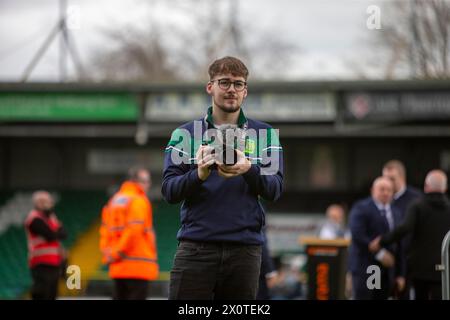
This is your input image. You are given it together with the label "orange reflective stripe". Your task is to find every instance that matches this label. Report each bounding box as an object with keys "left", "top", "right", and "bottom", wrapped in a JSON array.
[
  {"left": 128, "top": 220, "right": 145, "bottom": 225},
  {"left": 105, "top": 222, "right": 146, "bottom": 231},
  {"left": 108, "top": 226, "right": 125, "bottom": 231},
  {"left": 118, "top": 252, "right": 157, "bottom": 263}
]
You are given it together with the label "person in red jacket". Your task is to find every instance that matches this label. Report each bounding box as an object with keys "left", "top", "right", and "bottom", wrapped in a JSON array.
[
  {"left": 100, "top": 167, "right": 159, "bottom": 300},
  {"left": 25, "top": 191, "right": 66, "bottom": 300}
]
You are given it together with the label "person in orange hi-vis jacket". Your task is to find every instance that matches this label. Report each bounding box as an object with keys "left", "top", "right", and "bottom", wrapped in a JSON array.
[{"left": 100, "top": 166, "right": 159, "bottom": 300}]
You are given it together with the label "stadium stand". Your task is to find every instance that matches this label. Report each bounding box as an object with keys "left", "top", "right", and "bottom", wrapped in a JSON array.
[{"left": 0, "top": 191, "right": 181, "bottom": 299}]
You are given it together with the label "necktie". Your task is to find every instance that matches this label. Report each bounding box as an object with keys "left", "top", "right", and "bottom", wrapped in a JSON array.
[{"left": 380, "top": 208, "right": 394, "bottom": 230}]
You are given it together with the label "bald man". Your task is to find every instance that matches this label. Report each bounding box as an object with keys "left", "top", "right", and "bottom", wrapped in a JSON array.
[
  {"left": 319, "top": 204, "right": 349, "bottom": 239},
  {"left": 370, "top": 170, "right": 450, "bottom": 300},
  {"left": 348, "top": 177, "right": 404, "bottom": 299},
  {"left": 24, "top": 191, "right": 66, "bottom": 300}
]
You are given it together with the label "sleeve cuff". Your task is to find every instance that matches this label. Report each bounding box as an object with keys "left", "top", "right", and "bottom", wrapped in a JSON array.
[
  {"left": 375, "top": 248, "right": 387, "bottom": 261},
  {"left": 243, "top": 164, "right": 260, "bottom": 180},
  {"left": 265, "top": 271, "right": 278, "bottom": 279}
]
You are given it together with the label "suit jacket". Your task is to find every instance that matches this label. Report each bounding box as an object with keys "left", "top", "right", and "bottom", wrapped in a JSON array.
[
  {"left": 392, "top": 186, "right": 422, "bottom": 220},
  {"left": 349, "top": 197, "right": 403, "bottom": 277},
  {"left": 391, "top": 186, "right": 422, "bottom": 276},
  {"left": 381, "top": 193, "right": 450, "bottom": 281}
]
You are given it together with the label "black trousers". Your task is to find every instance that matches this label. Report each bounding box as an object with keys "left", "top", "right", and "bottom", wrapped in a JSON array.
[
  {"left": 413, "top": 279, "right": 442, "bottom": 300},
  {"left": 352, "top": 268, "right": 391, "bottom": 300},
  {"left": 169, "top": 240, "right": 262, "bottom": 300},
  {"left": 113, "top": 279, "right": 149, "bottom": 300},
  {"left": 31, "top": 265, "right": 61, "bottom": 300},
  {"left": 396, "top": 275, "right": 412, "bottom": 300}
]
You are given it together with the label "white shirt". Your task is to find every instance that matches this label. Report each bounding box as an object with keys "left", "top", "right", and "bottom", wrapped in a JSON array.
[{"left": 373, "top": 200, "right": 394, "bottom": 230}]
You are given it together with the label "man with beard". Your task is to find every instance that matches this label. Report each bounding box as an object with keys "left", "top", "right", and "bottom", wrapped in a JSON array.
[
  {"left": 162, "top": 56, "right": 284, "bottom": 299},
  {"left": 25, "top": 191, "right": 67, "bottom": 300}
]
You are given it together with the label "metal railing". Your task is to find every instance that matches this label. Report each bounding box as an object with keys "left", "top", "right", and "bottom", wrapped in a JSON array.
[{"left": 439, "top": 230, "right": 450, "bottom": 300}]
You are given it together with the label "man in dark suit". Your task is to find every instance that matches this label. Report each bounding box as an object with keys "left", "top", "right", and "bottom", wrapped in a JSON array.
[
  {"left": 382, "top": 160, "right": 422, "bottom": 299},
  {"left": 370, "top": 170, "right": 450, "bottom": 300},
  {"left": 349, "top": 177, "right": 404, "bottom": 300}
]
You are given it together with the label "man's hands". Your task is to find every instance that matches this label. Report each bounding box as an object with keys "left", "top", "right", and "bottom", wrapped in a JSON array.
[
  {"left": 197, "top": 146, "right": 251, "bottom": 180},
  {"left": 379, "top": 250, "right": 395, "bottom": 268},
  {"left": 217, "top": 149, "right": 251, "bottom": 178},
  {"left": 101, "top": 247, "right": 121, "bottom": 265},
  {"left": 101, "top": 248, "right": 114, "bottom": 264},
  {"left": 264, "top": 271, "right": 279, "bottom": 290},
  {"left": 369, "top": 235, "right": 395, "bottom": 268},
  {"left": 369, "top": 236, "right": 382, "bottom": 253},
  {"left": 197, "top": 145, "right": 216, "bottom": 181},
  {"left": 395, "top": 276, "right": 406, "bottom": 293}
]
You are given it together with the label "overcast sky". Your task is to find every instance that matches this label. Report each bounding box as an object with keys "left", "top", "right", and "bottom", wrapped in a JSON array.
[{"left": 0, "top": 0, "right": 388, "bottom": 82}]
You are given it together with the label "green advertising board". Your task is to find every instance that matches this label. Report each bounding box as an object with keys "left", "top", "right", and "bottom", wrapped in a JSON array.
[{"left": 0, "top": 92, "right": 138, "bottom": 122}]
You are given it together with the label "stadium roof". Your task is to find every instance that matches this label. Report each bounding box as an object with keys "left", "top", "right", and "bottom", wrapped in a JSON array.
[{"left": 1, "top": 79, "right": 450, "bottom": 92}]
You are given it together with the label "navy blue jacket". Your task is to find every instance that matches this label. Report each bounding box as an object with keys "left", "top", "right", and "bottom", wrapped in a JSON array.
[
  {"left": 392, "top": 186, "right": 422, "bottom": 220},
  {"left": 161, "top": 107, "right": 283, "bottom": 245},
  {"left": 349, "top": 197, "right": 403, "bottom": 277}
]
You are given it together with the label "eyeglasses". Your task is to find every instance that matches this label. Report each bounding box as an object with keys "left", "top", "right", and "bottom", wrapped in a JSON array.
[{"left": 210, "top": 78, "right": 247, "bottom": 92}]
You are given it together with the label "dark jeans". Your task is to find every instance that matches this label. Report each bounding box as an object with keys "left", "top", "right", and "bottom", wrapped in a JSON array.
[
  {"left": 169, "top": 240, "right": 262, "bottom": 300},
  {"left": 31, "top": 265, "right": 61, "bottom": 300},
  {"left": 113, "top": 279, "right": 149, "bottom": 300}
]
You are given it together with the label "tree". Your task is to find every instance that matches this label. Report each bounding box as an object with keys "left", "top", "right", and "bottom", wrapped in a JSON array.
[
  {"left": 91, "top": 24, "right": 178, "bottom": 82},
  {"left": 375, "top": 0, "right": 450, "bottom": 79},
  {"left": 90, "top": 0, "right": 297, "bottom": 82}
]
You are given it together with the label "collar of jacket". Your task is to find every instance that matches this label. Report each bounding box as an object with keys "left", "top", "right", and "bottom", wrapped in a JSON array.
[
  {"left": 205, "top": 106, "right": 247, "bottom": 128},
  {"left": 119, "top": 181, "right": 145, "bottom": 195}
]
